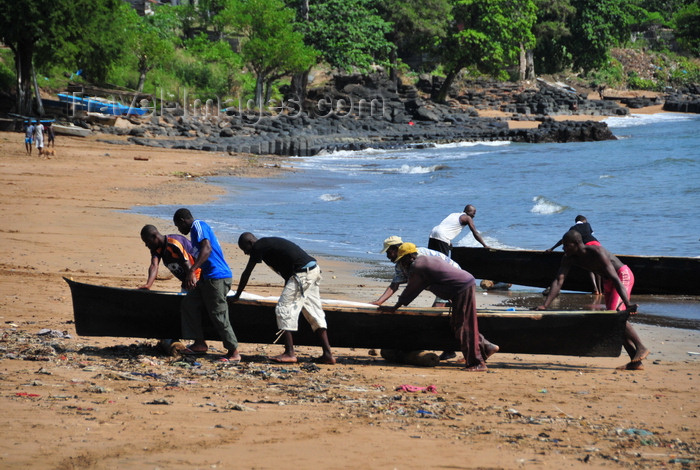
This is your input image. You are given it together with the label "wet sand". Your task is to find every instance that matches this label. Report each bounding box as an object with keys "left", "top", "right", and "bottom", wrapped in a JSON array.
[{"left": 0, "top": 130, "right": 698, "bottom": 469}]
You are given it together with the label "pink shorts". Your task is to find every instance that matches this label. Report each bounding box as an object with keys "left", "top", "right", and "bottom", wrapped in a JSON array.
[
  {"left": 603, "top": 265, "right": 634, "bottom": 311},
  {"left": 585, "top": 241, "right": 601, "bottom": 246}
]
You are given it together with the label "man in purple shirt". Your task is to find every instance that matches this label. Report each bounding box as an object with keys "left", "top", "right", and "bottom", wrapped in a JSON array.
[{"left": 380, "top": 243, "right": 498, "bottom": 371}]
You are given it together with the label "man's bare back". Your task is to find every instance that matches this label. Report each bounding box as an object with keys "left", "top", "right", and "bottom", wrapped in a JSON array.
[{"left": 563, "top": 243, "right": 624, "bottom": 279}]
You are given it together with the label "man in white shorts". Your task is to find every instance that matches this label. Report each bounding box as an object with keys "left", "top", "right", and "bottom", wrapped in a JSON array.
[
  {"left": 232, "top": 232, "right": 335, "bottom": 364},
  {"left": 33, "top": 120, "right": 45, "bottom": 153}
]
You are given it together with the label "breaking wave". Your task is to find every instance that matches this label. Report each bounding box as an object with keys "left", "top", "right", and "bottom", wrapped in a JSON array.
[{"left": 530, "top": 196, "right": 566, "bottom": 215}]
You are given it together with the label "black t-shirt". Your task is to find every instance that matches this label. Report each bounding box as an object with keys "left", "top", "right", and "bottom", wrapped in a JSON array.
[
  {"left": 250, "top": 237, "right": 315, "bottom": 281},
  {"left": 570, "top": 222, "right": 598, "bottom": 244}
]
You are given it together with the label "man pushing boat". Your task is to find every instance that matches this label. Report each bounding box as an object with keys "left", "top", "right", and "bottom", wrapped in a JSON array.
[
  {"left": 173, "top": 208, "right": 241, "bottom": 362},
  {"left": 231, "top": 232, "right": 335, "bottom": 365},
  {"left": 379, "top": 243, "right": 499, "bottom": 372},
  {"left": 536, "top": 230, "right": 649, "bottom": 370}
]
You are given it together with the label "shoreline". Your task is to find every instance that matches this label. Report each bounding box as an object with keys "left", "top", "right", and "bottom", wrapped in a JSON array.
[{"left": 1, "top": 126, "right": 699, "bottom": 468}]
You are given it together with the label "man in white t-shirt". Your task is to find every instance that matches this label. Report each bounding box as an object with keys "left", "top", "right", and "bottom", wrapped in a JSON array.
[
  {"left": 428, "top": 204, "right": 489, "bottom": 255},
  {"left": 34, "top": 120, "right": 45, "bottom": 152}
]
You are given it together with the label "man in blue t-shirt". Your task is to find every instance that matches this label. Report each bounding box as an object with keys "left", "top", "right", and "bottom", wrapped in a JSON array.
[{"left": 173, "top": 208, "right": 240, "bottom": 362}]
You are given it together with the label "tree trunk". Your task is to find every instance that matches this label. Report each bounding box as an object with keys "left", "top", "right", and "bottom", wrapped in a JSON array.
[
  {"left": 15, "top": 42, "right": 34, "bottom": 116},
  {"left": 389, "top": 48, "right": 398, "bottom": 89},
  {"left": 299, "top": 0, "right": 309, "bottom": 20},
  {"left": 254, "top": 74, "right": 265, "bottom": 109},
  {"left": 519, "top": 43, "right": 527, "bottom": 81},
  {"left": 264, "top": 80, "right": 273, "bottom": 105},
  {"left": 525, "top": 49, "right": 535, "bottom": 80},
  {"left": 32, "top": 62, "right": 44, "bottom": 116},
  {"left": 290, "top": 1, "right": 311, "bottom": 108},
  {"left": 434, "top": 66, "right": 460, "bottom": 103},
  {"left": 137, "top": 69, "right": 147, "bottom": 93},
  {"left": 290, "top": 68, "right": 310, "bottom": 106}
]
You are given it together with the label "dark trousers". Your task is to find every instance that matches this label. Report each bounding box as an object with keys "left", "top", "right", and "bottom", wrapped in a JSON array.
[
  {"left": 181, "top": 277, "right": 238, "bottom": 351},
  {"left": 449, "top": 283, "right": 484, "bottom": 366}
]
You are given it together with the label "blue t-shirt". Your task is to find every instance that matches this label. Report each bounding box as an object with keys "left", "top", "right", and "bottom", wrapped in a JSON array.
[{"left": 190, "top": 220, "right": 232, "bottom": 280}]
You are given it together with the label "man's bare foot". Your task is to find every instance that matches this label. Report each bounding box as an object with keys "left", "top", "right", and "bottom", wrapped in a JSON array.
[
  {"left": 464, "top": 362, "right": 488, "bottom": 372},
  {"left": 616, "top": 361, "right": 645, "bottom": 371},
  {"left": 224, "top": 349, "right": 241, "bottom": 363},
  {"left": 270, "top": 353, "right": 297, "bottom": 363},
  {"left": 187, "top": 341, "right": 208, "bottom": 353},
  {"left": 312, "top": 354, "right": 336, "bottom": 365},
  {"left": 631, "top": 346, "right": 649, "bottom": 363},
  {"left": 482, "top": 342, "right": 500, "bottom": 360}
]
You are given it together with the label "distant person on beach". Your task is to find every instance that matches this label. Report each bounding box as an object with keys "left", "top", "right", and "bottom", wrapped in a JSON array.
[
  {"left": 232, "top": 232, "right": 335, "bottom": 365},
  {"left": 138, "top": 224, "right": 200, "bottom": 291},
  {"left": 428, "top": 204, "right": 489, "bottom": 255},
  {"left": 33, "top": 120, "right": 45, "bottom": 153},
  {"left": 370, "top": 235, "right": 462, "bottom": 360},
  {"left": 46, "top": 122, "right": 55, "bottom": 148},
  {"left": 547, "top": 215, "right": 602, "bottom": 294},
  {"left": 536, "top": 230, "right": 649, "bottom": 371},
  {"left": 173, "top": 208, "right": 240, "bottom": 362},
  {"left": 24, "top": 121, "right": 34, "bottom": 155},
  {"left": 379, "top": 243, "right": 499, "bottom": 372}
]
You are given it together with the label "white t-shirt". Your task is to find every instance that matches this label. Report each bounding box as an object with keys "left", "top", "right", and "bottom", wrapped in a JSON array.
[{"left": 429, "top": 212, "right": 465, "bottom": 243}]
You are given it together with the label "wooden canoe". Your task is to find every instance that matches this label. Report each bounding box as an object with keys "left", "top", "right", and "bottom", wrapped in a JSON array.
[
  {"left": 451, "top": 247, "right": 700, "bottom": 295},
  {"left": 64, "top": 278, "right": 628, "bottom": 357},
  {"left": 52, "top": 124, "right": 91, "bottom": 137}
]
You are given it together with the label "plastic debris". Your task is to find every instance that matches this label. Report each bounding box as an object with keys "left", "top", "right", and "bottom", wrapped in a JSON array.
[{"left": 395, "top": 384, "right": 438, "bottom": 393}]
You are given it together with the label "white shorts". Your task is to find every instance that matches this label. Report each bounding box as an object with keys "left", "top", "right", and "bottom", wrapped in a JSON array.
[{"left": 275, "top": 267, "right": 327, "bottom": 332}]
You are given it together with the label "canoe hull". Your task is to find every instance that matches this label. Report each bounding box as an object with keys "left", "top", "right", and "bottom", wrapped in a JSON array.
[
  {"left": 65, "top": 278, "right": 628, "bottom": 357},
  {"left": 52, "top": 124, "right": 91, "bottom": 137},
  {"left": 451, "top": 247, "right": 700, "bottom": 295}
]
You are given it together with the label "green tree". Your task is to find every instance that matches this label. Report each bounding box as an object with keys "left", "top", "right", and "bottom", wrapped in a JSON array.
[
  {"left": 220, "top": 0, "right": 317, "bottom": 107},
  {"left": 532, "top": 0, "right": 576, "bottom": 74},
  {"left": 120, "top": 6, "right": 177, "bottom": 92},
  {"left": 565, "top": 0, "right": 632, "bottom": 73},
  {"left": 435, "top": 0, "right": 536, "bottom": 102},
  {"left": 377, "top": 0, "right": 452, "bottom": 81},
  {"left": 300, "top": 0, "right": 394, "bottom": 72},
  {"left": 182, "top": 33, "right": 244, "bottom": 97},
  {"left": 0, "top": 0, "right": 124, "bottom": 115},
  {"left": 673, "top": 1, "right": 700, "bottom": 55}
]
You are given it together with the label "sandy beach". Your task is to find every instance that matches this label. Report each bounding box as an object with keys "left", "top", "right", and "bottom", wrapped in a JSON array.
[{"left": 1, "top": 129, "right": 698, "bottom": 469}]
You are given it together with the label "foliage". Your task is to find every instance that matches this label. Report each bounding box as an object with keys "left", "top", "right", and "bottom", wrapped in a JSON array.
[
  {"left": 673, "top": 1, "right": 700, "bottom": 55},
  {"left": 299, "top": 0, "right": 394, "bottom": 71},
  {"left": 652, "top": 52, "right": 700, "bottom": 87},
  {"left": 629, "top": 0, "right": 695, "bottom": 25},
  {"left": 219, "top": 0, "right": 317, "bottom": 106},
  {"left": 181, "top": 34, "right": 244, "bottom": 97},
  {"left": 586, "top": 58, "right": 625, "bottom": 88},
  {"left": 117, "top": 5, "right": 177, "bottom": 92},
  {"left": 435, "top": 0, "right": 537, "bottom": 99},
  {"left": 0, "top": 0, "right": 127, "bottom": 113},
  {"left": 0, "top": 48, "right": 15, "bottom": 91},
  {"left": 532, "top": 0, "right": 576, "bottom": 73},
  {"left": 377, "top": 0, "right": 451, "bottom": 55},
  {"left": 565, "top": 0, "right": 632, "bottom": 72},
  {"left": 626, "top": 71, "right": 660, "bottom": 90}
]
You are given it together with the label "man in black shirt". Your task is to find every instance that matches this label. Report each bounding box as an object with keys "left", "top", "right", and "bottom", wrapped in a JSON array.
[{"left": 232, "top": 232, "right": 335, "bottom": 364}]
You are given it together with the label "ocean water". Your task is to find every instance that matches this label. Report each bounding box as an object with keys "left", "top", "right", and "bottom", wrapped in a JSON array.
[{"left": 134, "top": 112, "right": 700, "bottom": 326}]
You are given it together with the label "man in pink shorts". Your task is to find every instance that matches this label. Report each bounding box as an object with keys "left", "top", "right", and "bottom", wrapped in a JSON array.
[
  {"left": 537, "top": 230, "right": 649, "bottom": 370},
  {"left": 546, "top": 215, "right": 602, "bottom": 293}
]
